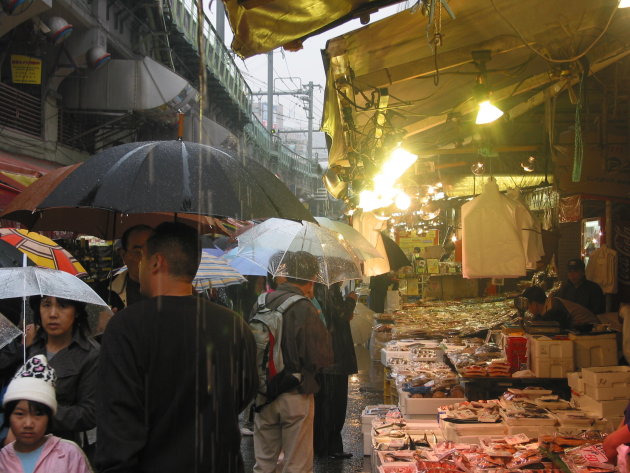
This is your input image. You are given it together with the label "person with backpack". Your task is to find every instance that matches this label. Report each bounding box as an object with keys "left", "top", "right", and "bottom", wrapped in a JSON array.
[{"left": 250, "top": 251, "right": 333, "bottom": 473}]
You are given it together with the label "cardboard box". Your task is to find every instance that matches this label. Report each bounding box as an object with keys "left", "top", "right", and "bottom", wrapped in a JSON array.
[
  {"left": 574, "top": 393, "right": 628, "bottom": 418},
  {"left": 569, "top": 333, "right": 617, "bottom": 368},
  {"left": 582, "top": 366, "right": 630, "bottom": 387}
]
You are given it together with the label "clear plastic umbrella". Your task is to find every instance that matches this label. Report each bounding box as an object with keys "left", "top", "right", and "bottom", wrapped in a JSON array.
[
  {"left": 0, "top": 267, "right": 108, "bottom": 361},
  {"left": 235, "top": 218, "right": 363, "bottom": 286},
  {"left": 0, "top": 267, "right": 108, "bottom": 306},
  {"left": 314, "top": 216, "right": 383, "bottom": 260}
]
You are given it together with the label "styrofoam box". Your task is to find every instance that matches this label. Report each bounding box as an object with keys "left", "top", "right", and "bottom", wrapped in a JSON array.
[
  {"left": 506, "top": 424, "right": 559, "bottom": 438},
  {"left": 529, "top": 336, "right": 574, "bottom": 359},
  {"left": 584, "top": 381, "right": 630, "bottom": 401},
  {"left": 569, "top": 333, "right": 617, "bottom": 368},
  {"left": 378, "top": 462, "right": 418, "bottom": 473},
  {"left": 567, "top": 371, "right": 584, "bottom": 394},
  {"left": 531, "top": 356, "right": 574, "bottom": 378},
  {"left": 400, "top": 392, "right": 465, "bottom": 415},
  {"left": 582, "top": 366, "right": 630, "bottom": 387},
  {"left": 574, "top": 393, "right": 629, "bottom": 418},
  {"left": 381, "top": 348, "right": 411, "bottom": 366},
  {"left": 362, "top": 404, "right": 397, "bottom": 455}
]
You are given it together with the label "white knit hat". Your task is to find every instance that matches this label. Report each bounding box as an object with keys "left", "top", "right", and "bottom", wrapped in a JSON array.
[{"left": 3, "top": 355, "right": 57, "bottom": 414}]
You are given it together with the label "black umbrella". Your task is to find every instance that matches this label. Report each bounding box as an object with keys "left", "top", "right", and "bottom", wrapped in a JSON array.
[
  {"left": 0, "top": 240, "right": 35, "bottom": 268},
  {"left": 40, "top": 141, "right": 315, "bottom": 222},
  {"left": 380, "top": 232, "right": 411, "bottom": 271}
]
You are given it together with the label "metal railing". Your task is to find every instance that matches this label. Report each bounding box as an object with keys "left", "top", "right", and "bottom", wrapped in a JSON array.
[
  {"left": 167, "top": 0, "right": 319, "bottom": 181},
  {"left": 0, "top": 83, "right": 42, "bottom": 138}
]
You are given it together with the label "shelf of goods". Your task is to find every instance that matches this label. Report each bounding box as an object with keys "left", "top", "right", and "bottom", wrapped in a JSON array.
[
  {"left": 368, "top": 388, "right": 618, "bottom": 473},
  {"left": 373, "top": 432, "right": 615, "bottom": 473}
]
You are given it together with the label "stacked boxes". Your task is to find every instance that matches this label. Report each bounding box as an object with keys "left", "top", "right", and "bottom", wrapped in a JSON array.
[
  {"left": 568, "top": 333, "right": 618, "bottom": 369},
  {"left": 361, "top": 405, "right": 396, "bottom": 456},
  {"left": 571, "top": 366, "right": 630, "bottom": 421},
  {"left": 528, "top": 336, "right": 574, "bottom": 378}
]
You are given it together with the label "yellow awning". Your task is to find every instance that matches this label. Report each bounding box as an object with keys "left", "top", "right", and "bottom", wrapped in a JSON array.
[{"left": 223, "top": 0, "right": 402, "bottom": 58}]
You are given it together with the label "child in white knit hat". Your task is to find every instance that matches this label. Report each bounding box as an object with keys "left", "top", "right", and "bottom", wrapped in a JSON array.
[{"left": 0, "top": 355, "right": 93, "bottom": 473}]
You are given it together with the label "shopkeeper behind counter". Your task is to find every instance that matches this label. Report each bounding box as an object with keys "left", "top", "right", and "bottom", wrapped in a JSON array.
[{"left": 522, "top": 286, "right": 599, "bottom": 332}]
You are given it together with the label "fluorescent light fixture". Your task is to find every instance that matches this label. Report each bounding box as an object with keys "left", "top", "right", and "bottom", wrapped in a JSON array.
[{"left": 476, "top": 100, "right": 504, "bottom": 124}]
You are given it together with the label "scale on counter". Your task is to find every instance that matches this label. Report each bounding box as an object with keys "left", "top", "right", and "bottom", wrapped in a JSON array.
[{"left": 524, "top": 320, "right": 561, "bottom": 334}]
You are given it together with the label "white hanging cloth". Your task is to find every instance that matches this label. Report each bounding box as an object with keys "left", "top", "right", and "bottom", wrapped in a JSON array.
[
  {"left": 506, "top": 189, "right": 545, "bottom": 270},
  {"left": 352, "top": 211, "right": 390, "bottom": 277},
  {"left": 586, "top": 244, "right": 618, "bottom": 294},
  {"left": 462, "top": 179, "right": 526, "bottom": 278}
]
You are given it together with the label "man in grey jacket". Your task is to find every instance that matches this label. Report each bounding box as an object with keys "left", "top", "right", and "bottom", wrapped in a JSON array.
[{"left": 252, "top": 251, "right": 333, "bottom": 473}]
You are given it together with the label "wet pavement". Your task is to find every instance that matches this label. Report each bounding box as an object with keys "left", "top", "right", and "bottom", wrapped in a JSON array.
[{"left": 241, "top": 344, "right": 384, "bottom": 472}]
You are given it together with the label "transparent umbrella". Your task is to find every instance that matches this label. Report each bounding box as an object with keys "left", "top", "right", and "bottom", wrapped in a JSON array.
[
  {"left": 235, "top": 218, "right": 363, "bottom": 286},
  {"left": 0, "top": 267, "right": 108, "bottom": 306},
  {"left": 314, "top": 216, "right": 383, "bottom": 260},
  {"left": 0, "top": 267, "right": 108, "bottom": 361}
]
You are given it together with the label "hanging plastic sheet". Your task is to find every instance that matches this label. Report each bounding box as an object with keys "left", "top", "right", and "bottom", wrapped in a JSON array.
[
  {"left": 462, "top": 179, "right": 526, "bottom": 278},
  {"left": 506, "top": 189, "right": 544, "bottom": 270}
]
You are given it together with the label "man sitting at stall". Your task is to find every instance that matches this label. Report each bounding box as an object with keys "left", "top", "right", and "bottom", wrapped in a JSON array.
[
  {"left": 521, "top": 286, "right": 598, "bottom": 332},
  {"left": 556, "top": 258, "right": 605, "bottom": 315}
]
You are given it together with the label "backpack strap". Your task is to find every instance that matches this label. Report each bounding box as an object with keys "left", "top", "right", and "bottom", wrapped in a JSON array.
[{"left": 274, "top": 294, "right": 307, "bottom": 315}]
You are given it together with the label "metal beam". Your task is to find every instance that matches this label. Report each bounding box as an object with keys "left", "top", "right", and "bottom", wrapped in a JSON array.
[
  {"left": 353, "top": 35, "right": 529, "bottom": 90},
  {"left": 403, "top": 45, "right": 630, "bottom": 139}
]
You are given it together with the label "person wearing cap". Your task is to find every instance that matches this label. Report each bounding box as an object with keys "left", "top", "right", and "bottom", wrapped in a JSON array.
[
  {"left": 556, "top": 258, "right": 605, "bottom": 315},
  {"left": 0, "top": 355, "right": 93, "bottom": 472},
  {"left": 521, "top": 285, "right": 599, "bottom": 332}
]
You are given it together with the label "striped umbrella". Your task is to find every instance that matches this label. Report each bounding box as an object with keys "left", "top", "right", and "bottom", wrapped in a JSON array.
[
  {"left": 193, "top": 249, "right": 246, "bottom": 292},
  {"left": 0, "top": 228, "right": 87, "bottom": 277}
]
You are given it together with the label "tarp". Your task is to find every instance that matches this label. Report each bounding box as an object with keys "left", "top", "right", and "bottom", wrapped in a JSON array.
[
  {"left": 321, "top": 0, "right": 630, "bottom": 197},
  {"left": 223, "top": 0, "right": 404, "bottom": 58}
]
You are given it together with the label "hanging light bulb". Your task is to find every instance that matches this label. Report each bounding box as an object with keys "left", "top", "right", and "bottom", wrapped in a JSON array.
[
  {"left": 471, "top": 161, "right": 486, "bottom": 175},
  {"left": 395, "top": 191, "right": 411, "bottom": 210},
  {"left": 521, "top": 155, "right": 536, "bottom": 172},
  {"left": 476, "top": 100, "right": 504, "bottom": 124},
  {"left": 451, "top": 234, "right": 457, "bottom": 242}
]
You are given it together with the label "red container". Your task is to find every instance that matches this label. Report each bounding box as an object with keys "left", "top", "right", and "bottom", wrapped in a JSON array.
[{"left": 505, "top": 336, "right": 528, "bottom": 373}]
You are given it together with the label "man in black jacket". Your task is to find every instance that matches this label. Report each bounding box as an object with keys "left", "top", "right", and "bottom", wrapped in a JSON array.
[{"left": 96, "top": 222, "right": 257, "bottom": 473}]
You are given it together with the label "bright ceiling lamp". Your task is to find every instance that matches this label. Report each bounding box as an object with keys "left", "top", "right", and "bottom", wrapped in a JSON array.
[
  {"left": 374, "top": 147, "right": 418, "bottom": 187},
  {"left": 620, "top": 0, "right": 630, "bottom": 7},
  {"left": 394, "top": 191, "right": 411, "bottom": 210},
  {"left": 472, "top": 50, "right": 503, "bottom": 125},
  {"left": 476, "top": 100, "right": 504, "bottom": 124}
]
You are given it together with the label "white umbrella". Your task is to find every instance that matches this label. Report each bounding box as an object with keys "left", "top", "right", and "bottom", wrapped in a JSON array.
[
  {"left": 235, "top": 218, "right": 363, "bottom": 286},
  {"left": 314, "top": 216, "right": 383, "bottom": 260}
]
